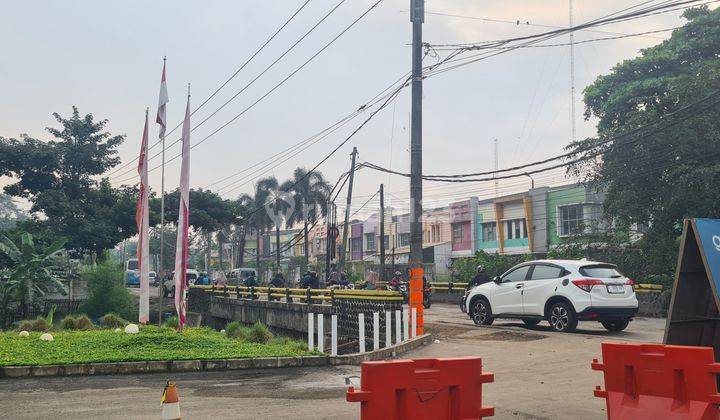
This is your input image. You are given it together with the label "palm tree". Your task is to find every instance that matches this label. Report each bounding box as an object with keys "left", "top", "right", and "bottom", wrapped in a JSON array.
[
  {"left": 281, "top": 168, "right": 331, "bottom": 272},
  {"left": 0, "top": 233, "right": 67, "bottom": 319},
  {"left": 251, "top": 177, "right": 279, "bottom": 280}
]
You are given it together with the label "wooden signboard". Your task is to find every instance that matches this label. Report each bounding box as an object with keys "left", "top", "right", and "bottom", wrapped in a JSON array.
[{"left": 664, "top": 218, "right": 720, "bottom": 351}]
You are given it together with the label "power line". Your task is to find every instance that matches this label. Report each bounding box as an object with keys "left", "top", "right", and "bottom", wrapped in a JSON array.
[
  {"left": 113, "top": 0, "right": 385, "bottom": 184},
  {"left": 106, "top": 0, "right": 312, "bottom": 177}
]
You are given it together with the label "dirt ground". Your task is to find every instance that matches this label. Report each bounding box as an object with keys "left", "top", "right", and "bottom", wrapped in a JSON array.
[{"left": 0, "top": 303, "right": 666, "bottom": 419}]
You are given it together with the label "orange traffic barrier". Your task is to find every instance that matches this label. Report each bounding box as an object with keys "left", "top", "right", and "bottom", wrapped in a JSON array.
[
  {"left": 409, "top": 267, "right": 424, "bottom": 336},
  {"left": 161, "top": 381, "right": 182, "bottom": 420},
  {"left": 592, "top": 343, "right": 720, "bottom": 419},
  {"left": 347, "top": 357, "right": 494, "bottom": 419}
]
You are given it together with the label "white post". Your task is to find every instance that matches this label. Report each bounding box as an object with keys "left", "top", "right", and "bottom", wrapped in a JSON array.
[
  {"left": 317, "top": 313, "right": 324, "bottom": 353},
  {"left": 403, "top": 306, "right": 410, "bottom": 341},
  {"left": 308, "top": 313, "right": 315, "bottom": 351},
  {"left": 395, "top": 309, "right": 402, "bottom": 344},
  {"left": 358, "top": 313, "right": 366, "bottom": 353},
  {"left": 385, "top": 311, "right": 392, "bottom": 348},
  {"left": 331, "top": 314, "right": 338, "bottom": 357},
  {"left": 373, "top": 312, "right": 380, "bottom": 351},
  {"left": 411, "top": 307, "right": 417, "bottom": 338}
]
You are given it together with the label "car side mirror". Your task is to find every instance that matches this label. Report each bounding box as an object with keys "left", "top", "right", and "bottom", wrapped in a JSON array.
[{"left": 493, "top": 276, "right": 502, "bottom": 284}]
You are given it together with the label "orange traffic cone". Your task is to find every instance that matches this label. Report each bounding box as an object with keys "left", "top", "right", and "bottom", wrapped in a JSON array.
[{"left": 161, "top": 381, "right": 181, "bottom": 420}]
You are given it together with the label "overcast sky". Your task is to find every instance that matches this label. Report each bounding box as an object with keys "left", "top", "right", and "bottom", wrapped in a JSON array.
[{"left": 0, "top": 0, "right": 701, "bottom": 216}]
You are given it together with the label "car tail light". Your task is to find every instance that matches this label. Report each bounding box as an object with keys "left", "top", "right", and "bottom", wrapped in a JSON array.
[
  {"left": 626, "top": 279, "right": 635, "bottom": 290},
  {"left": 571, "top": 278, "right": 604, "bottom": 292}
]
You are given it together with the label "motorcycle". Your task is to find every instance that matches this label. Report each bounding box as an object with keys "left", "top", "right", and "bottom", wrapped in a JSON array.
[{"left": 423, "top": 285, "right": 432, "bottom": 309}]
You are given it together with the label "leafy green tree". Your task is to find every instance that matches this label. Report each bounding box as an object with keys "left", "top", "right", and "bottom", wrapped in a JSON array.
[
  {"left": 281, "top": 168, "right": 331, "bottom": 271},
  {"left": 0, "top": 107, "right": 138, "bottom": 256},
  {"left": 567, "top": 6, "right": 720, "bottom": 274},
  {"left": 79, "top": 259, "right": 135, "bottom": 320},
  {"left": 0, "top": 194, "right": 26, "bottom": 231},
  {"left": 0, "top": 233, "right": 66, "bottom": 320}
]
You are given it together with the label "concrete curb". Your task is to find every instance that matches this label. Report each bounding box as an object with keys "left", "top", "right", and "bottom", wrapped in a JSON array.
[{"left": 0, "top": 334, "right": 432, "bottom": 379}]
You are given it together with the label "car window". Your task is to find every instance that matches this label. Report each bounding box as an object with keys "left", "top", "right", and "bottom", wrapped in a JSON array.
[
  {"left": 529, "top": 265, "right": 564, "bottom": 280},
  {"left": 579, "top": 264, "right": 624, "bottom": 278},
  {"left": 502, "top": 265, "right": 531, "bottom": 282}
]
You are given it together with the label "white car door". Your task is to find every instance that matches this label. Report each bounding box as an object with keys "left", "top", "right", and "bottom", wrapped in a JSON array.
[
  {"left": 522, "top": 264, "right": 566, "bottom": 315},
  {"left": 492, "top": 265, "right": 531, "bottom": 315}
]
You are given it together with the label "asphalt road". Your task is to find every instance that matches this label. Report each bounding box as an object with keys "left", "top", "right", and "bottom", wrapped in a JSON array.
[{"left": 0, "top": 303, "right": 666, "bottom": 419}]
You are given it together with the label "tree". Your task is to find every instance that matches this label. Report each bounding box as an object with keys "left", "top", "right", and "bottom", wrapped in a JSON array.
[
  {"left": 154, "top": 188, "right": 238, "bottom": 270},
  {"left": 281, "top": 168, "right": 331, "bottom": 272},
  {"left": 0, "top": 107, "right": 134, "bottom": 256},
  {"left": 0, "top": 194, "right": 26, "bottom": 231},
  {"left": 567, "top": 6, "right": 720, "bottom": 275},
  {"left": 0, "top": 233, "right": 66, "bottom": 319},
  {"left": 80, "top": 259, "right": 135, "bottom": 320}
]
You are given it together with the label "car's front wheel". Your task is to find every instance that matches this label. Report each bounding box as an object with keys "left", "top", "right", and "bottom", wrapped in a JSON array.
[
  {"left": 471, "top": 298, "right": 494, "bottom": 326},
  {"left": 548, "top": 302, "right": 577, "bottom": 333},
  {"left": 601, "top": 319, "right": 630, "bottom": 332}
]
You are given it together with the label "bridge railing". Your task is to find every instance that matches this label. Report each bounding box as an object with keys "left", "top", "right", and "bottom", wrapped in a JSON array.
[{"left": 190, "top": 284, "right": 404, "bottom": 304}]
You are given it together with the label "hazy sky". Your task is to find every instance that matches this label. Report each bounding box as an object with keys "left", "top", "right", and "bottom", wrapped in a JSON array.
[{"left": 0, "top": 0, "right": 700, "bottom": 216}]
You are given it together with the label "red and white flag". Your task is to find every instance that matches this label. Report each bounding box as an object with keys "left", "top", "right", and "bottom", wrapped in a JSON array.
[
  {"left": 136, "top": 110, "right": 150, "bottom": 324},
  {"left": 156, "top": 59, "right": 169, "bottom": 139},
  {"left": 173, "top": 94, "right": 191, "bottom": 330}
]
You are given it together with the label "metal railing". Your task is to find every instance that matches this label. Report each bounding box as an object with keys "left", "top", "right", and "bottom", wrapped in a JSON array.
[{"left": 190, "top": 284, "right": 405, "bottom": 304}]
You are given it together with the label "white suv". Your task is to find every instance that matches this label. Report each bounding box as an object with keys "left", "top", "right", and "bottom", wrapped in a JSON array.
[{"left": 462, "top": 259, "right": 638, "bottom": 333}]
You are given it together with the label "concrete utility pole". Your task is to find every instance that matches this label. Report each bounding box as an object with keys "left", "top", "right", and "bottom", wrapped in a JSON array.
[
  {"left": 379, "top": 184, "right": 386, "bottom": 281},
  {"left": 339, "top": 147, "right": 358, "bottom": 271},
  {"left": 569, "top": 0, "right": 577, "bottom": 143},
  {"left": 409, "top": 0, "right": 424, "bottom": 335},
  {"left": 409, "top": 0, "right": 424, "bottom": 267}
]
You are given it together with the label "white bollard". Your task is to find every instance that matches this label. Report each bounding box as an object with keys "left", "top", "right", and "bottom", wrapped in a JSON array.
[
  {"left": 373, "top": 312, "right": 380, "bottom": 351},
  {"left": 317, "top": 313, "right": 324, "bottom": 353},
  {"left": 385, "top": 311, "right": 392, "bottom": 348},
  {"left": 411, "top": 307, "right": 417, "bottom": 338},
  {"left": 331, "top": 314, "right": 338, "bottom": 357},
  {"left": 395, "top": 310, "right": 402, "bottom": 344},
  {"left": 308, "top": 313, "right": 315, "bottom": 351},
  {"left": 403, "top": 306, "right": 410, "bottom": 341},
  {"left": 358, "top": 313, "right": 366, "bottom": 353}
]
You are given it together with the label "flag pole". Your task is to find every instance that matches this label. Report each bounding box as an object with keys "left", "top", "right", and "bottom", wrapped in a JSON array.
[{"left": 158, "top": 56, "right": 168, "bottom": 327}]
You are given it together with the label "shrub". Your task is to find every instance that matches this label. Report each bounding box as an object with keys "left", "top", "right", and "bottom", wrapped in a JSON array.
[
  {"left": 225, "top": 321, "right": 244, "bottom": 339},
  {"left": 80, "top": 260, "right": 135, "bottom": 320},
  {"left": 162, "top": 316, "right": 179, "bottom": 329},
  {"left": 60, "top": 315, "right": 78, "bottom": 330},
  {"left": 74, "top": 315, "right": 94, "bottom": 330},
  {"left": 17, "top": 317, "right": 49, "bottom": 332},
  {"left": 100, "top": 313, "right": 126, "bottom": 329},
  {"left": 247, "top": 322, "right": 273, "bottom": 344}
]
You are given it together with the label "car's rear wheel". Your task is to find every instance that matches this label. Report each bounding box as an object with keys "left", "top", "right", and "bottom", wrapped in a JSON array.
[
  {"left": 471, "top": 298, "right": 494, "bottom": 326},
  {"left": 522, "top": 319, "right": 541, "bottom": 327},
  {"left": 549, "top": 302, "right": 577, "bottom": 333},
  {"left": 601, "top": 319, "right": 630, "bottom": 332}
]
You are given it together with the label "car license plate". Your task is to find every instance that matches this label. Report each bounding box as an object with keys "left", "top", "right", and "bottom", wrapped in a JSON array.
[{"left": 607, "top": 284, "right": 625, "bottom": 294}]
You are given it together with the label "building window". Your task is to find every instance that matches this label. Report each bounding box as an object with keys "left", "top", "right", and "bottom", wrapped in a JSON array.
[
  {"left": 558, "top": 204, "right": 584, "bottom": 237},
  {"left": 382, "top": 235, "right": 389, "bottom": 249},
  {"left": 452, "top": 224, "right": 465, "bottom": 244},
  {"left": 365, "top": 233, "right": 376, "bottom": 251},
  {"left": 505, "top": 219, "right": 527, "bottom": 240},
  {"left": 351, "top": 237, "right": 362, "bottom": 254},
  {"left": 432, "top": 225, "right": 441, "bottom": 242},
  {"left": 397, "top": 233, "right": 410, "bottom": 248},
  {"left": 481, "top": 222, "right": 497, "bottom": 242}
]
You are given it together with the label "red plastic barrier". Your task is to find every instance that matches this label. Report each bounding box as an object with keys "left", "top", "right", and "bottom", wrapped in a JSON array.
[
  {"left": 592, "top": 343, "right": 720, "bottom": 419},
  {"left": 346, "top": 357, "right": 494, "bottom": 420}
]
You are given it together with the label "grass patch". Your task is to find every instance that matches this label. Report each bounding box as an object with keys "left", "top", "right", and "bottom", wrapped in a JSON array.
[{"left": 0, "top": 326, "right": 314, "bottom": 366}]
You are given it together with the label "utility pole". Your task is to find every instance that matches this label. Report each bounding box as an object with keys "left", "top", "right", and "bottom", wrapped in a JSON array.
[
  {"left": 325, "top": 199, "right": 332, "bottom": 284},
  {"left": 569, "top": 0, "right": 577, "bottom": 143},
  {"left": 409, "top": 0, "right": 424, "bottom": 336},
  {"left": 379, "top": 184, "right": 386, "bottom": 281},
  {"left": 339, "top": 147, "right": 358, "bottom": 271}
]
